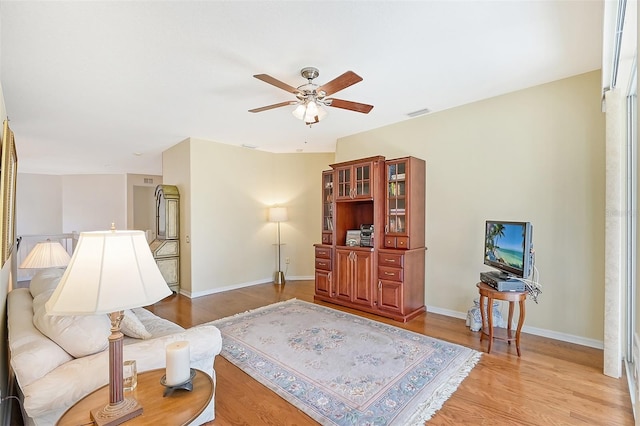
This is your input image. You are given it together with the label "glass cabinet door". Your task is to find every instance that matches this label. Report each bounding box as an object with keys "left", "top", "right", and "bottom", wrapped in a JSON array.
[
  {"left": 387, "top": 161, "right": 406, "bottom": 234},
  {"left": 323, "top": 171, "right": 334, "bottom": 232},
  {"left": 322, "top": 171, "right": 334, "bottom": 244},
  {"left": 335, "top": 167, "right": 351, "bottom": 200},
  {"left": 354, "top": 163, "right": 371, "bottom": 197}
]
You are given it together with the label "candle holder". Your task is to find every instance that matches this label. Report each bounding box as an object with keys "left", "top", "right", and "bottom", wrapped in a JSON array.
[{"left": 160, "top": 368, "right": 196, "bottom": 397}]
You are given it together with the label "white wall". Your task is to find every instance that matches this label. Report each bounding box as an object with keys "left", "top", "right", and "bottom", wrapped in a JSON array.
[
  {"left": 126, "top": 173, "right": 162, "bottom": 233},
  {"left": 0, "top": 79, "right": 12, "bottom": 423},
  {"left": 61, "top": 174, "right": 126, "bottom": 232},
  {"left": 16, "top": 173, "right": 63, "bottom": 235},
  {"left": 337, "top": 71, "right": 605, "bottom": 344},
  {"left": 163, "top": 138, "right": 333, "bottom": 296}
]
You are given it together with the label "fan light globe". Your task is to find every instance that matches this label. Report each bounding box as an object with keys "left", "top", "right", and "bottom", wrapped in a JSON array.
[{"left": 292, "top": 100, "right": 327, "bottom": 125}]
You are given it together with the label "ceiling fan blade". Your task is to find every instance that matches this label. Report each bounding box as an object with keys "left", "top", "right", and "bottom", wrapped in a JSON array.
[
  {"left": 249, "top": 101, "right": 296, "bottom": 113},
  {"left": 253, "top": 74, "right": 299, "bottom": 94},
  {"left": 327, "top": 98, "right": 374, "bottom": 114},
  {"left": 317, "top": 71, "right": 363, "bottom": 96}
]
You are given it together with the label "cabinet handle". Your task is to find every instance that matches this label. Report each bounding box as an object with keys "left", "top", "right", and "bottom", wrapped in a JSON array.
[
  {"left": 378, "top": 280, "right": 382, "bottom": 289},
  {"left": 399, "top": 241, "right": 405, "bottom": 246},
  {"left": 385, "top": 225, "right": 388, "bottom": 233},
  {"left": 318, "top": 262, "right": 326, "bottom": 267},
  {"left": 384, "top": 272, "right": 395, "bottom": 276},
  {"left": 385, "top": 259, "right": 396, "bottom": 263},
  {"left": 328, "top": 272, "right": 332, "bottom": 283}
]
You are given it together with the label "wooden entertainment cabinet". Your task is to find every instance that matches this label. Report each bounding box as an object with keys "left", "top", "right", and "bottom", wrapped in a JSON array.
[{"left": 314, "top": 155, "right": 426, "bottom": 322}]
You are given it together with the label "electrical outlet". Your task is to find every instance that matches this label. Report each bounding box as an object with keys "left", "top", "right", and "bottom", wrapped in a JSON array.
[{"left": 285, "top": 257, "right": 290, "bottom": 264}]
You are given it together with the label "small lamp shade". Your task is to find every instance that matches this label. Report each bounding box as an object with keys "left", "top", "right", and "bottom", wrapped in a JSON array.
[
  {"left": 19, "top": 241, "right": 71, "bottom": 269},
  {"left": 268, "top": 207, "right": 288, "bottom": 223},
  {"left": 46, "top": 229, "right": 172, "bottom": 316}
]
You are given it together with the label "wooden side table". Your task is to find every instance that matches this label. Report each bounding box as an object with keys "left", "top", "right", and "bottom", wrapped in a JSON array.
[
  {"left": 476, "top": 282, "right": 527, "bottom": 356},
  {"left": 57, "top": 368, "right": 213, "bottom": 426}
]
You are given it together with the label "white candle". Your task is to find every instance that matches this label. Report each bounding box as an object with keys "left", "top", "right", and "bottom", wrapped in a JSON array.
[{"left": 165, "top": 341, "right": 190, "bottom": 386}]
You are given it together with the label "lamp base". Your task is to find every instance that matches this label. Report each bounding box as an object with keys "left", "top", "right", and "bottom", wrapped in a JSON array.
[
  {"left": 274, "top": 271, "right": 286, "bottom": 285},
  {"left": 90, "top": 397, "right": 143, "bottom": 426}
]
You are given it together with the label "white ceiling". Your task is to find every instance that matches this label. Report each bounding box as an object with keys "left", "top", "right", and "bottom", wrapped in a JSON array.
[{"left": 0, "top": 1, "right": 604, "bottom": 175}]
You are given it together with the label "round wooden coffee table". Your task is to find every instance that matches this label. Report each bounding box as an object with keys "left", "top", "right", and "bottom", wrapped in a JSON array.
[{"left": 57, "top": 368, "right": 213, "bottom": 426}]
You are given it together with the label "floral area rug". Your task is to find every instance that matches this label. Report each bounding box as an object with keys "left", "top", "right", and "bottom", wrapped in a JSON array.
[{"left": 209, "top": 299, "right": 481, "bottom": 425}]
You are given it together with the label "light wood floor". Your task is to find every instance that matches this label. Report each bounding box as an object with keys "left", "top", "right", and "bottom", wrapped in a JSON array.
[{"left": 146, "top": 280, "right": 635, "bottom": 425}]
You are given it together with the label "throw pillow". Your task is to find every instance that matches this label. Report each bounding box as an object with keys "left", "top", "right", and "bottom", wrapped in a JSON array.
[
  {"left": 29, "top": 268, "right": 65, "bottom": 299},
  {"left": 32, "top": 289, "right": 110, "bottom": 358},
  {"left": 121, "top": 309, "right": 152, "bottom": 339}
]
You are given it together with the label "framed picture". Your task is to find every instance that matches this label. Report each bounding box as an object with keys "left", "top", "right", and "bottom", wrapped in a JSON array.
[{"left": 0, "top": 120, "right": 17, "bottom": 266}]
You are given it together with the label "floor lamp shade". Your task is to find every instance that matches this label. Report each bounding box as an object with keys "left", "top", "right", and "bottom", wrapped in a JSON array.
[
  {"left": 19, "top": 240, "right": 71, "bottom": 269},
  {"left": 45, "top": 229, "right": 172, "bottom": 426},
  {"left": 268, "top": 207, "right": 288, "bottom": 223},
  {"left": 268, "top": 207, "right": 288, "bottom": 285}
]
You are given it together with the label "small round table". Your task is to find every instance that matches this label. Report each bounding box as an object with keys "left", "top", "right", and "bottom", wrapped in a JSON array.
[
  {"left": 57, "top": 368, "right": 213, "bottom": 426},
  {"left": 476, "top": 282, "right": 527, "bottom": 356}
]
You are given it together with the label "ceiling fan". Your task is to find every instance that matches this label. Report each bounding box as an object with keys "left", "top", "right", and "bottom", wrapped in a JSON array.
[{"left": 249, "top": 67, "right": 374, "bottom": 126}]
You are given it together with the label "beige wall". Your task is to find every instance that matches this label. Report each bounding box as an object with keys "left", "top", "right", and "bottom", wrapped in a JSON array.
[
  {"left": 336, "top": 71, "right": 605, "bottom": 343},
  {"left": 11, "top": 71, "right": 610, "bottom": 348},
  {"left": 163, "top": 138, "right": 334, "bottom": 296},
  {"left": 162, "top": 139, "right": 192, "bottom": 293}
]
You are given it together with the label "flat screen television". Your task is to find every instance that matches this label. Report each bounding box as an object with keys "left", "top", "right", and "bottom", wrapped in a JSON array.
[{"left": 484, "top": 220, "right": 533, "bottom": 279}]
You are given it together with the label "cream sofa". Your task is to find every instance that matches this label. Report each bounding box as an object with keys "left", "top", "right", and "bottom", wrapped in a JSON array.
[{"left": 8, "top": 269, "right": 222, "bottom": 425}]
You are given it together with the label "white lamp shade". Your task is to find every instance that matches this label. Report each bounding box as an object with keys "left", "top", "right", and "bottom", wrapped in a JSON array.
[
  {"left": 19, "top": 241, "right": 71, "bottom": 269},
  {"left": 268, "top": 207, "right": 288, "bottom": 223},
  {"left": 46, "top": 230, "right": 172, "bottom": 315}
]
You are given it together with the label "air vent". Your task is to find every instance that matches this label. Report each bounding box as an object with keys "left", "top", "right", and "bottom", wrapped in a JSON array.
[
  {"left": 407, "top": 108, "right": 431, "bottom": 118},
  {"left": 144, "top": 178, "right": 154, "bottom": 184}
]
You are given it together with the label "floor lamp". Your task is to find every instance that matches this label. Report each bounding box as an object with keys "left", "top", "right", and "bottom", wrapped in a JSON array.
[{"left": 268, "top": 206, "right": 288, "bottom": 285}]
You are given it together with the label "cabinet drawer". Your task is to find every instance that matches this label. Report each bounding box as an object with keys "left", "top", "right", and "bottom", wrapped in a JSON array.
[
  {"left": 379, "top": 252, "right": 404, "bottom": 268},
  {"left": 321, "top": 233, "right": 332, "bottom": 244},
  {"left": 396, "top": 237, "right": 409, "bottom": 249},
  {"left": 315, "top": 247, "right": 331, "bottom": 259},
  {"left": 384, "top": 236, "right": 396, "bottom": 248},
  {"left": 378, "top": 266, "right": 403, "bottom": 282},
  {"left": 383, "top": 236, "right": 410, "bottom": 249},
  {"left": 315, "top": 258, "right": 331, "bottom": 271}
]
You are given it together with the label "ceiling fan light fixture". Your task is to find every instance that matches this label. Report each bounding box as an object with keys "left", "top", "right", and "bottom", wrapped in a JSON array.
[
  {"left": 252, "top": 67, "right": 372, "bottom": 123},
  {"left": 292, "top": 100, "right": 327, "bottom": 125}
]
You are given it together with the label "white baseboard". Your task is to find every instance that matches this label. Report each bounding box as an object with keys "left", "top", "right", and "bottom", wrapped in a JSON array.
[
  {"left": 183, "top": 284, "right": 603, "bottom": 349},
  {"left": 427, "top": 305, "right": 604, "bottom": 349},
  {"left": 181, "top": 275, "right": 314, "bottom": 299}
]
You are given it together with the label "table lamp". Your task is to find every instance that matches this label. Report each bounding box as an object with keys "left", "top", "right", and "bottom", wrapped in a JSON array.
[
  {"left": 45, "top": 227, "right": 172, "bottom": 426},
  {"left": 268, "top": 206, "right": 288, "bottom": 285},
  {"left": 19, "top": 240, "right": 71, "bottom": 269}
]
